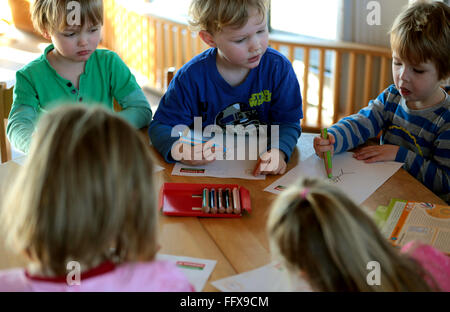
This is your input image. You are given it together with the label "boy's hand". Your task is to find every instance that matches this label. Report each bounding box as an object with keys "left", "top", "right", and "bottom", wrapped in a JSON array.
[
  {"left": 313, "top": 133, "right": 335, "bottom": 158},
  {"left": 171, "top": 139, "right": 219, "bottom": 166},
  {"left": 353, "top": 144, "right": 399, "bottom": 163},
  {"left": 253, "top": 148, "right": 287, "bottom": 176}
]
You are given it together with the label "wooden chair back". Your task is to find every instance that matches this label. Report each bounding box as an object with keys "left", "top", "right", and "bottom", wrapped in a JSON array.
[
  {"left": 0, "top": 85, "right": 13, "bottom": 163},
  {"left": 166, "top": 67, "right": 176, "bottom": 89}
]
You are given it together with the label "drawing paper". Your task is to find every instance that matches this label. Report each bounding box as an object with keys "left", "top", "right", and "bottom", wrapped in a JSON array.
[
  {"left": 265, "top": 152, "right": 403, "bottom": 204},
  {"left": 156, "top": 254, "right": 217, "bottom": 292},
  {"left": 211, "top": 262, "right": 312, "bottom": 292}
]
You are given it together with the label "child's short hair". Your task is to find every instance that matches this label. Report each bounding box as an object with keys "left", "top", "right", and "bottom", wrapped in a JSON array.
[
  {"left": 31, "top": 0, "right": 103, "bottom": 35},
  {"left": 1, "top": 105, "right": 158, "bottom": 276},
  {"left": 267, "top": 177, "right": 438, "bottom": 291},
  {"left": 189, "top": 0, "right": 268, "bottom": 34},
  {"left": 390, "top": 1, "right": 450, "bottom": 80}
]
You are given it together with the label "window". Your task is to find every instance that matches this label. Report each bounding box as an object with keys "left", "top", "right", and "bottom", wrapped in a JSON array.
[
  {"left": 146, "top": 0, "right": 342, "bottom": 41},
  {"left": 269, "top": 0, "right": 340, "bottom": 40},
  {"left": 146, "top": 0, "right": 190, "bottom": 21}
]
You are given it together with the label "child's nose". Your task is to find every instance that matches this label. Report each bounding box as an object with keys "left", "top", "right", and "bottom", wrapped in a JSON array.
[
  {"left": 399, "top": 66, "right": 412, "bottom": 81},
  {"left": 78, "top": 35, "right": 88, "bottom": 46},
  {"left": 249, "top": 37, "right": 261, "bottom": 52},
  {"left": 400, "top": 68, "right": 409, "bottom": 81}
]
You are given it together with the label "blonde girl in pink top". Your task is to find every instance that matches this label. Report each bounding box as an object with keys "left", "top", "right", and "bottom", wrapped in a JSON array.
[
  {"left": 0, "top": 105, "right": 193, "bottom": 292},
  {"left": 267, "top": 177, "right": 449, "bottom": 292}
]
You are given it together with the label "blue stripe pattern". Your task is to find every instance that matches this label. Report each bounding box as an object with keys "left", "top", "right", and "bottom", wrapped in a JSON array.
[{"left": 330, "top": 84, "right": 450, "bottom": 203}]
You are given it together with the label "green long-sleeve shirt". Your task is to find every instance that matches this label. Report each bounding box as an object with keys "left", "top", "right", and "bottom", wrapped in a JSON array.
[{"left": 7, "top": 44, "right": 152, "bottom": 153}]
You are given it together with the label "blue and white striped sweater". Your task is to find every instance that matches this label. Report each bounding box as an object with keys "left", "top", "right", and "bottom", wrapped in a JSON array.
[{"left": 328, "top": 84, "right": 450, "bottom": 203}]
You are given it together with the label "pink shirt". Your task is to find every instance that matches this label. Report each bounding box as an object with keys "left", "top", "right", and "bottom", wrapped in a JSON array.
[
  {"left": 0, "top": 260, "right": 194, "bottom": 292},
  {"left": 401, "top": 241, "right": 450, "bottom": 291}
]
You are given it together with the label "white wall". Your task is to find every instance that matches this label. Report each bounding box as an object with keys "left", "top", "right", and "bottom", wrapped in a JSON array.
[{"left": 340, "top": 0, "right": 409, "bottom": 47}]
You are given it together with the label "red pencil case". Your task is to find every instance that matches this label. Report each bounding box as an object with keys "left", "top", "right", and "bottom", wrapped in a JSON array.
[{"left": 159, "top": 182, "right": 251, "bottom": 217}]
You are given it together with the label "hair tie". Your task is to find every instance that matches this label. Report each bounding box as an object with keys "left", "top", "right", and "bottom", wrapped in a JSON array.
[{"left": 300, "top": 188, "right": 310, "bottom": 199}]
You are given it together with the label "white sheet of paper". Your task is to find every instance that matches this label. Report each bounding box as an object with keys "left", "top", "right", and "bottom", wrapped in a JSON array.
[
  {"left": 211, "top": 262, "right": 312, "bottom": 292},
  {"left": 172, "top": 159, "right": 265, "bottom": 180},
  {"left": 153, "top": 164, "right": 165, "bottom": 173},
  {"left": 12, "top": 155, "right": 27, "bottom": 166},
  {"left": 265, "top": 152, "right": 403, "bottom": 204},
  {"left": 156, "top": 254, "right": 217, "bottom": 292},
  {"left": 171, "top": 128, "right": 268, "bottom": 180}
]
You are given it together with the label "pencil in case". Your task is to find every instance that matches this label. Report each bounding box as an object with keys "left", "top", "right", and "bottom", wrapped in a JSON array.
[{"left": 159, "top": 182, "right": 251, "bottom": 217}]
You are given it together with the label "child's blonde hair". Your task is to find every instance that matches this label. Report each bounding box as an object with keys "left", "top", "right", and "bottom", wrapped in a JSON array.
[
  {"left": 390, "top": 1, "right": 450, "bottom": 80},
  {"left": 31, "top": 0, "right": 103, "bottom": 36},
  {"left": 267, "top": 177, "right": 439, "bottom": 291},
  {"left": 189, "top": 0, "right": 268, "bottom": 34},
  {"left": 1, "top": 105, "right": 158, "bottom": 276}
]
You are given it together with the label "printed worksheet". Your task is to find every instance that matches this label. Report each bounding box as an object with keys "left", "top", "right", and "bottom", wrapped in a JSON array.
[
  {"left": 171, "top": 129, "right": 268, "bottom": 179},
  {"left": 264, "top": 152, "right": 403, "bottom": 204},
  {"left": 156, "top": 254, "right": 217, "bottom": 292},
  {"left": 172, "top": 159, "right": 265, "bottom": 180},
  {"left": 211, "top": 262, "right": 312, "bottom": 292},
  {"left": 380, "top": 199, "right": 450, "bottom": 253}
]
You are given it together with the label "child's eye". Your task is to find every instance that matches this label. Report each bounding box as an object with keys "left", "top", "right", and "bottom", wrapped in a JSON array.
[
  {"left": 257, "top": 30, "right": 265, "bottom": 34},
  {"left": 90, "top": 28, "right": 98, "bottom": 33},
  {"left": 234, "top": 38, "right": 245, "bottom": 43},
  {"left": 393, "top": 62, "right": 402, "bottom": 66},
  {"left": 413, "top": 69, "right": 424, "bottom": 74},
  {"left": 63, "top": 33, "right": 75, "bottom": 37}
]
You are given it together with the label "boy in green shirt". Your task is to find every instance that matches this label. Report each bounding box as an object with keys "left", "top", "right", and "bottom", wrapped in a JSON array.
[{"left": 7, "top": 0, "right": 152, "bottom": 152}]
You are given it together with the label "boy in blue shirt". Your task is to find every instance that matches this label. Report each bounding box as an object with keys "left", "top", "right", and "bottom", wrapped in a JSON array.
[{"left": 149, "top": 0, "right": 303, "bottom": 176}]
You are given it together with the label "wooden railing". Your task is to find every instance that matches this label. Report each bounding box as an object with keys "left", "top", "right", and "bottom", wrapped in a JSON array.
[
  {"left": 269, "top": 34, "right": 393, "bottom": 131},
  {"left": 103, "top": 0, "right": 209, "bottom": 91},
  {"left": 103, "top": 0, "right": 393, "bottom": 132}
]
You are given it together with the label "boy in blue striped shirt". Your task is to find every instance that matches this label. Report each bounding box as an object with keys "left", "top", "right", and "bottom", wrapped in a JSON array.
[{"left": 313, "top": 2, "right": 450, "bottom": 203}]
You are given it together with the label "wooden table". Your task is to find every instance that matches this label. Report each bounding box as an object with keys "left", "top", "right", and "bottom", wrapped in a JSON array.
[
  {"left": 0, "top": 132, "right": 445, "bottom": 291},
  {"left": 151, "top": 132, "right": 446, "bottom": 289}
]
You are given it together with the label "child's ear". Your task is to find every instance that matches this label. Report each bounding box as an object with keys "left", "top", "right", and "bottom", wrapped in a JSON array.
[
  {"left": 199, "top": 30, "right": 216, "bottom": 48},
  {"left": 42, "top": 31, "right": 51, "bottom": 40},
  {"left": 23, "top": 248, "right": 33, "bottom": 261}
]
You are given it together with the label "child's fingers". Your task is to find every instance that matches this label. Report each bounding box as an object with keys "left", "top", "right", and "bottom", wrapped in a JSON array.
[
  {"left": 278, "top": 161, "right": 287, "bottom": 175},
  {"left": 255, "top": 149, "right": 288, "bottom": 175},
  {"left": 202, "top": 140, "right": 222, "bottom": 160},
  {"left": 203, "top": 139, "right": 215, "bottom": 149},
  {"left": 314, "top": 136, "right": 332, "bottom": 146},
  {"left": 258, "top": 158, "right": 281, "bottom": 175},
  {"left": 354, "top": 151, "right": 383, "bottom": 163},
  {"left": 353, "top": 149, "right": 380, "bottom": 160},
  {"left": 253, "top": 151, "right": 269, "bottom": 176},
  {"left": 328, "top": 133, "right": 336, "bottom": 145},
  {"left": 259, "top": 159, "right": 274, "bottom": 173},
  {"left": 252, "top": 158, "right": 263, "bottom": 176},
  {"left": 190, "top": 143, "right": 205, "bottom": 160},
  {"left": 314, "top": 136, "right": 332, "bottom": 158},
  {"left": 253, "top": 156, "right": 271, "bottom": 176},
  {"left": 363, "top": 156, "right": 382, "bottom": 163},
  {"left": 315, "top": 145, "right": 334, "bottom": 160},
  {"left": 254, "top": 149, "right": 288, "bottom": 175},
  {"left": 203, "top": 146, "right": 217, "bottom": 161},
  {"left": 271, "top": 163, "right": 285, "bottom": 175}
]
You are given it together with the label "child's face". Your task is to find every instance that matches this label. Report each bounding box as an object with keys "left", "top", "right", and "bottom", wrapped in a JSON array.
[
  {"left": 392, "top": 52, "right": 443, "bottom": 105},
  {"left": 50, "top": 22, "right": 102, "bottom": 63},
  {"left": 211, "top": 8, "right": 269, "bottom": 70}
]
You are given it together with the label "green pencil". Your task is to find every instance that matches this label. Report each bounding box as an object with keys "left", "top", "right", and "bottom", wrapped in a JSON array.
[{"left": 321, "top": 128, "right": 333, "bottom": 179}]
